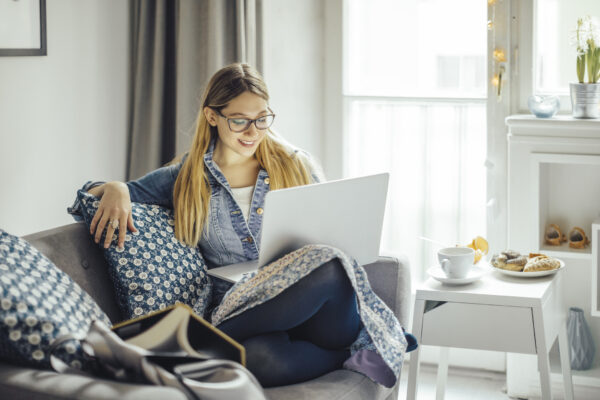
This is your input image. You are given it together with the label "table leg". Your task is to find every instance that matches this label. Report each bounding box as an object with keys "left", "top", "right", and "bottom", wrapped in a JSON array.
[
  {"left": 532, "top": 307, "right": 552, "bottom": 399},
  {"left": 407, "top": 299, "right": 425, "bottom": 400},
  {"left": 436, "top": 347, "right": 449, "bottom": 400},
  {"left": 558, "top": 321, "right": 574, "bottom": 400}
]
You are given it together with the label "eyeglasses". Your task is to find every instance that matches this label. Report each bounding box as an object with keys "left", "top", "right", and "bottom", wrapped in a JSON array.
[{"left": 213, "top": 109, "right": 276, "bottom": 133}]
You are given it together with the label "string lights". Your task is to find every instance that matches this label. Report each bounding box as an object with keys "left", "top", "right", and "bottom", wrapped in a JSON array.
[{"left": 489, "top": 0, "right": 506, "bottom": 100}]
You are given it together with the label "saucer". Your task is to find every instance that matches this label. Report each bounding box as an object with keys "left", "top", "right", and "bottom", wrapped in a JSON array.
[{"left": 427, "top": 265, "right": 487, "bottom": 285}]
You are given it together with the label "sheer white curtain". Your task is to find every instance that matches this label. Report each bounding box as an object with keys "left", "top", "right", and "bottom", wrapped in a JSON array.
[{"left": 345, "top": 0, "right": 487, "bottom": 283}]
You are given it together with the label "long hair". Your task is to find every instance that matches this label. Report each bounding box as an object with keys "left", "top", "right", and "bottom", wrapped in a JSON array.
[{"left": 172, "top": 63, "right": 313, "bottom": 247}]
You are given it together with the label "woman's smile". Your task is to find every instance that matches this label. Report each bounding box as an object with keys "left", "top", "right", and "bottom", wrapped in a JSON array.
[{"left": 238, "top": 138, "right": 257, "bottom": 147}]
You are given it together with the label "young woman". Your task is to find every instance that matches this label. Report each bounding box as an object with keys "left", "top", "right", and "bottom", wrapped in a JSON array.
[{"left": 73, "top": 63, "right": 409, "bottom": 388}]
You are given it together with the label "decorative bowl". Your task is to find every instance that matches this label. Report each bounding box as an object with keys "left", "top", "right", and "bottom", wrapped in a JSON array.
[{"left": 527, "top": 95, "right": 560, "bottom": 118}]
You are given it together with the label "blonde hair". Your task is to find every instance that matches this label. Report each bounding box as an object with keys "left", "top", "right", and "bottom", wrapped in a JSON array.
[{"left": 172, "top": 63, "right": 314, "bottom": 247}]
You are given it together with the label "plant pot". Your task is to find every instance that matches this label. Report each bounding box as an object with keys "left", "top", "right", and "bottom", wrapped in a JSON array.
[{"left": 570, "top": 83, "right": 600, "bottom": 119}]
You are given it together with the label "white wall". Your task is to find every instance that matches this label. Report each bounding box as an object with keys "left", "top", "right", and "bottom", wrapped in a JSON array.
[
  {"left": 0, "top": 0, "right": 328, "bottom": 236},
  {"left": 0, "top": 0, "right": 128, "bottom": 236},
  {"left": 262, "top": 0, "right": 326, "bottom": 166}
]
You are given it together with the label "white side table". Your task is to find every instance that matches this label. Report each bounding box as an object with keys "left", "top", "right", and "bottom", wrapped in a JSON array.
[{"left": 406, "top": 270, "right": 574, "bottom": 400}]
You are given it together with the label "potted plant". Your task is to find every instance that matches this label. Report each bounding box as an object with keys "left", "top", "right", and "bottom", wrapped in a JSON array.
[{"left": 570, "top": 15, "right": 600, "bottom": 119}]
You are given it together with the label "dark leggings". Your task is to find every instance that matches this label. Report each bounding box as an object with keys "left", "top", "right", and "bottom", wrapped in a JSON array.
[{"left": 216, "top": 258, "right": 361, "bottom": 387}]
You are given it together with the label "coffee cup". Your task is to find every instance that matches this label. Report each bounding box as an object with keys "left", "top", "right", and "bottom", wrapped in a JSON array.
[{"left": 437, "top": 247, "right": 474, "bottom": 279}]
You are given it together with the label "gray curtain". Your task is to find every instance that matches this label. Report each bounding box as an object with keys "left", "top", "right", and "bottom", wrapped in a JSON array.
[{"left": 127, "top": 0, "right": 263, "bottom": 180}]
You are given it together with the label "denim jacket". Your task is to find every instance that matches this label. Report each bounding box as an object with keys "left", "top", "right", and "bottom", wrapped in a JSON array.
[{"left": 69, "top": 138, "right": 324, "bottom": 270}]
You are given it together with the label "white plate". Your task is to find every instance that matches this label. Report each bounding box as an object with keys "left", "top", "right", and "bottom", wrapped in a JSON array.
[
  {"left": 427, "top": 265, "right": 487, "bottom": 285},
  {"left": 491, "top": 259, "right": 565, "bottom": 278}
]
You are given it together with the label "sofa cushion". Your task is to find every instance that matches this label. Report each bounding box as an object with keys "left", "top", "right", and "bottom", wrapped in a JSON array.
[
  {"left": 23, "top": 223, "right": 122, "bottom": 323},
  {"left": 76, "top": 191, "right": 212, "bottom": 320},
  {"left": 0, "top": 362, "right": 188, "bottom": 400},
  {"left": 0, "top": 361, "right": 396, "bottom": 400},
  {"left": 0, "top": 229, "right": 111, "bottom": 369},
  {"left": 263, "top": 369, "right": 395, "bottom": 399}
]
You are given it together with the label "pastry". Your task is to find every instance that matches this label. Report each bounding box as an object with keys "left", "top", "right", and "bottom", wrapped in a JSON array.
[
  {"left": 523, "top": 255, "right": 560, "bottom": 272},
  {"left": 491, "top": 250, "right": 526, "bottom": 271},
  {"left": 545, "top": 224, "right": 566, "bottom": 246},
  {"left": 506, "top": 255, "right": 528, "bottom": 270},
  {"left": 491, "top": 253, "right": 508, "bottom": 269},
  {"left": 502, "top": 250, "right": 520, "bottom": 260},
  {"left": 568, "top": 227, "right": 590, "bottom": 249}
]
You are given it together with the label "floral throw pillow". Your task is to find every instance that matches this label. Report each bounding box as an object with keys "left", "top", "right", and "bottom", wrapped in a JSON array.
[
  {"left": 0, "top": 229, "right": 110, "bottom": 369},
  {"left": 76, "top": 190, "right": 212, "bottom": 320}
]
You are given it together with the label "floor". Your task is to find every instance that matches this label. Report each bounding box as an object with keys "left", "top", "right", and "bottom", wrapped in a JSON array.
[{"left": 396, "top": 363, "right": 546, "bottom": 400}]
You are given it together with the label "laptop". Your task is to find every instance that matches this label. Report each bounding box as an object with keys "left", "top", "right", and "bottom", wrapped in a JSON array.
[{"left": 206, "top": 173, "right": 389, "bottom": 283}]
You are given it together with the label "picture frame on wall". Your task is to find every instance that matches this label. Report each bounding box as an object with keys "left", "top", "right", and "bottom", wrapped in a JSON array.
[{"left": 0, "top": 0, "right": 47, "bottom": 56}]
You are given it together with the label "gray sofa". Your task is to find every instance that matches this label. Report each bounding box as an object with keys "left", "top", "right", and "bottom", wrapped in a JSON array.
[{"left": 0, "top": 222, "right": 411, "bottom": 400}]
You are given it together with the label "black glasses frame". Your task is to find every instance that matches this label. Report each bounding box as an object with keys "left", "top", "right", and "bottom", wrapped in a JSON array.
[{"left": 213, "top": 108, "right": 276, "bottom": 132}]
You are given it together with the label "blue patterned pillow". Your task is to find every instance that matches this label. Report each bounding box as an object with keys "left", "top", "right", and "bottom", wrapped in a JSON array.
[
  {"left": 76, "top": 190, "right": 212, "bottom": 320},
  {"left": 0, "top": 229, "right": 111, "bottom": 369}
]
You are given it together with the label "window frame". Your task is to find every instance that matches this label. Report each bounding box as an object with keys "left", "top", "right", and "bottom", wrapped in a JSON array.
[
  {"left": 324, "top": 0, "right": 513, "bottom": 373},
  {"left": 513, "top": 0, "right": 577, "bottom": 114},
  {"left": 325, "top": 0, "right": 507, "bottom": 256}
]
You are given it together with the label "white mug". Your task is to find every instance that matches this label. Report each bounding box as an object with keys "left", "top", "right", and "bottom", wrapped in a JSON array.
[{"left": 437, "top": 247, "right": 474, "bottom": 279}]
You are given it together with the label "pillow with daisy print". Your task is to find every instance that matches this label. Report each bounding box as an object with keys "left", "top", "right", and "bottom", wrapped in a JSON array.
[
  {"left": 0, "top": 228, "right": 110, "bottom": 369},
  {"left": 75, "top": 190, "right": 212, "bottom": 320}
]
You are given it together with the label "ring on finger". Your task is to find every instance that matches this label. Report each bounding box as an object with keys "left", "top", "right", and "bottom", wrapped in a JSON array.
[{"left": 109, "top": 219, "right": 119, "bottom": 230}]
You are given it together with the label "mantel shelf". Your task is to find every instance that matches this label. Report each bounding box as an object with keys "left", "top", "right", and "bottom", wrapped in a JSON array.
[
  {"left": 538, "top": 243, "right": 592, "bottom": 260},
  {"left": 506, "top": 114, "right": 600, "bottom": 139}
]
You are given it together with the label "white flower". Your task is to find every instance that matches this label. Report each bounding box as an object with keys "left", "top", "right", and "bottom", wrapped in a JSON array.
[
  {"left": 65, "top": 342, "right": 77, "bottom": 354},
  {"left": 4, "top": 315, "right": 18, "bottom": 328},
  {"left": 585, "top": 16, "right": 600, "bottom": 46},
  {"left": 573, "top": 16, "right": 600, "bottom": 53},
  {"left": 9, "top": 330, "right": 21, "bottom": 341},
  {"left": 1, "top": 298, "right": 12, "bottom": 310},
  {"left": 28, "top": 333, "right": 41, "bottom": 345},
  {"left": 42, "top": 322, "right": 54, "bottom": 334}
]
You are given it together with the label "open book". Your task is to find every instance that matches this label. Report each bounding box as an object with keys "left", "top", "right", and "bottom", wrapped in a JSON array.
[{"left": 111, "top": 303, "right": 246, "bottom": 366}]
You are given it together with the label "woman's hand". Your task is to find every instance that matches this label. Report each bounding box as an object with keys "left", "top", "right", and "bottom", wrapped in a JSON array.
[{"left": 88, "top": 181, "right": 138, "bottom": 249}]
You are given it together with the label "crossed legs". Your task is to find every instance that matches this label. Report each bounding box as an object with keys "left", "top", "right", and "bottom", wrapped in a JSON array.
[{"left": 216, "top": 258, "right": 361, "bottom": 387}]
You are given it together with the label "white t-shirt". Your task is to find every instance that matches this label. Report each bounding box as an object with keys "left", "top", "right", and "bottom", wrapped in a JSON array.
[{"left": 230, "top": 185, "right": 255, "bottom": 222}]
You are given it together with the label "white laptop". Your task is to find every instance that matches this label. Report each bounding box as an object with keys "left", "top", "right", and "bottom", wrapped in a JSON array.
[{"left": 206, "top": 173, "right": 389, "bottom": 283}]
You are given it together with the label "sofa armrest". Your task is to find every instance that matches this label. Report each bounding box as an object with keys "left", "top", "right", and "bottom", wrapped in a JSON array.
[{"left": 362, "top": 255, "right": 411, "bottom": 328}]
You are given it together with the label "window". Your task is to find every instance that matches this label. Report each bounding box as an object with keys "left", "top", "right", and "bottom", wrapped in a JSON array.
[
  {"left": 344, "top": 0, "right": 488, "bottom": 283},
  {"left": 536, "top": 0, "right": 600, "bottom": 93},
  {"left": 517, "top": 0, "right": 600, "bottom": 111}
]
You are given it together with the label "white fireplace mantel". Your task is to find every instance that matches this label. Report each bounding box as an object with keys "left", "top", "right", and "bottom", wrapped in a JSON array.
[
  {"left": 505, "top": 114, "right": 600, "bottom": 398},
  {"left": 506, "top": 114, "right": 600, "bottom": 138}
]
